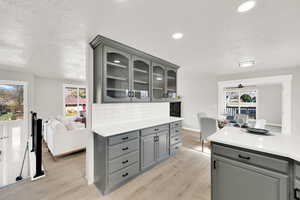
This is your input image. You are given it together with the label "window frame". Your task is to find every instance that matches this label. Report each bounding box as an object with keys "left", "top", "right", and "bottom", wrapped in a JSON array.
[
  {"left": 63, "top": 84, "right": 87, "bottom": 118},
  {"left": 223, "top": 87, "right": 259, "bottom": 121}
]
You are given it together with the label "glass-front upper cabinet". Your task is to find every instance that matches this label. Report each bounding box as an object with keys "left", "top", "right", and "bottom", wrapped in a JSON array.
[
  {"left": 152, "top": 63, "right": 166, "bottom": 101},
  {"left": 132, "top": 56, "right": 151, "bottom": 102},
  {"left": 103, "top": 47, "right": 131, "bottom": 102},
  {"left": 167, "top": 69, "right": 177, "bottom": 100}
]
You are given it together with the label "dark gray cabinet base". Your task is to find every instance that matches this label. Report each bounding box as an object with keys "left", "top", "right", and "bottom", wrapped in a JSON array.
[
  {"left": 94, "top": 121, "right": 182, "bottom": 195},
  {"left": 211, "top": 143, "right": 298, "bottom": 200}
]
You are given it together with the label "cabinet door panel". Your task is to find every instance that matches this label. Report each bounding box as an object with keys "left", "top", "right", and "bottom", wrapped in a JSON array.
[
  {"left": 141, "top": 134, "right": 156, "bottom": 170},
  {"left": 212, "top": 156, "right": 288, "bottom": 200},
  {"left": 132, "top": 56, "right": 150, "bottom": 102},
  {"left": 157, "top": 131, "right": 169, "bottom": 161},
  {"left": 152, "top": 64, "right": 166, "bottom": 101},
  {"left": 166, "top": 69, "right": 177, "bottom": 100},
  {"left": 103, "top": 47, "right": 131, "bottom": 102}
]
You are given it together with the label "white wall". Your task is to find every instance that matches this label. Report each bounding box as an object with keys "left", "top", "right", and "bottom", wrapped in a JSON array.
[
  {"left": 178, "top": 70, "right": 218, "bottom": 131},
  {"left": 257, "top": 84, "right": 282, "bottom": 125},
  {"left": 218, "top": 67, "right": 300, "bottom": 135},
  {"left": 34, "top": 76, "right": 86, "bottom": 120}
]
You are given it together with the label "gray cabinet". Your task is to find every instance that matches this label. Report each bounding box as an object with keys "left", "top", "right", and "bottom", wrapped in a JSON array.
[
  {"left": 141, "top": 133, "right": 156, "bottom": 170},
  {"left": 90, "top": 35, "right": 180, "bottom": 103},
  {"left": 103, "top": 47, "right": 131, "bottom": 103},
  {"left": 295, "top": 163, "right": 300, "bottom": 200},
  {"left": 211, "top": 143, "right": 290, "bottom": 200},
  {"left": 141, "top": 127, "right": 172, "bottom": 171},
  {"left": 132, "top": 56, "right": 151, "bottom": 102},
  {"left": 156, "top": 131, "right": 170, "bottom": 162},
  {"left": 94, "top": 120, "right": 183, "bottom": 195},
  {"left": 166, "top": 68, "right": 177, "bottom": 101},
  {"left": 212, "top": 155, "right": 288, "bottom": 200}
]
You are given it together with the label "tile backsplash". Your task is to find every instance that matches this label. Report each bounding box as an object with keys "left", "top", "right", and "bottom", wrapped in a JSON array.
[{"left": 92, "top": 103, "right": 170, "bottom": 128}]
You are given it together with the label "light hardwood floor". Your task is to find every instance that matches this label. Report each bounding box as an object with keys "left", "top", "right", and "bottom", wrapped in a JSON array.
[{"left": 0, "top": 130, "right": 211, "bottom": 200}]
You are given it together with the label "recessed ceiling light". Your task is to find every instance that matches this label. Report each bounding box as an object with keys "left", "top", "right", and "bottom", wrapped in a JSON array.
[
  {"left": 114, "top": 60, "right": 120, "bottom": 64},
  {"left": 239, "top": 59, "right": 256, "bottom": 68},
  {"left": 238, "top": 1, "right": 256, "bottom": 13},
  {"left": 172, "top": 32, "right": 183, "bottom": 40}
]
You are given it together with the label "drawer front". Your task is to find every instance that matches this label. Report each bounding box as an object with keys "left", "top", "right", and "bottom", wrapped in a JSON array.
[
  {"left": 212, "top": 144, "right": 289, "bottom": 174},
  {"left": 109, "top": 138, "right": 139, "bottom": 160},
  {"left": 109, "top": 150, "right": 139, "bottom": 174},
  {"left": 295, "top": 180, "right": 300, "bottom": 200},
  {"left": 108, "top": 162, "right": 139, "bottom": 187},
  {"left": 108, "top": 131, "right": 139, "bottom": 146},
  {"left": 170, "top": 142, "right": 182, "bottom": 156},
  {"left": 141, "top": 124, "right": 169, "bottom": 136},
  {"left": 170, "top": 127, "right": 181, "bottom": 137},
  {"left": 170, "top": 121, "right": 182, "bottom": 129},
  {"left": 170, "top": 134, "right": 182, "bottom": 146},
  {"left": 296, "top": 163, "right": 300, "bottom": 179}
]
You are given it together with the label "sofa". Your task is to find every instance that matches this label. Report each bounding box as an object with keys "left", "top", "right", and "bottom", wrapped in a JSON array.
[{"left": 44, "top": 117, "right": 87, "bottom": 157}]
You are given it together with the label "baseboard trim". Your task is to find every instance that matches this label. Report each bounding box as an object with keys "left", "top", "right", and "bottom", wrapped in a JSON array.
[{"left": 182, "top": 127, "right": 200, "bottom": 133}]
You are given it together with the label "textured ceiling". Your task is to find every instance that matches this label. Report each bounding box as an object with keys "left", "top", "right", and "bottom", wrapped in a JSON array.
[{"left": 0, "top": 0, "right": 300, "bottom": 80}]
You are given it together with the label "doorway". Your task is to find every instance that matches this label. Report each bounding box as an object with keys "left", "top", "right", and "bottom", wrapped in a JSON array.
[{"left": 0, "top": 81, "right": 28, "bottom": 187}]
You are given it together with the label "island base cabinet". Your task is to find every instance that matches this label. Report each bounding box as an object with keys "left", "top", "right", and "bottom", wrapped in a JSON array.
[{"left": 212, "top": 155, "right": 289, "bottom": 200}]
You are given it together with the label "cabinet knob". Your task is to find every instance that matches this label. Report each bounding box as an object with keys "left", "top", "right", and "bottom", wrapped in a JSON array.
[
  {"left": 122, "top": 172, "right": 129, "bottom": 177},
  {"left": 122, "top": 147, "right": 129, "bottom": 151},
  {"left": 238, "top": 154, "right": 251, "bottom": 160},
  {"left": 295, "top": 188, "right": 300, "bottom": 200}
]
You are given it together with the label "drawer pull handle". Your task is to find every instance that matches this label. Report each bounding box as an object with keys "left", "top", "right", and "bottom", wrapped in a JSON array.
[
  {"left": 175, "top": 146, "right": 179, "bottom": 149},
  {"left": 122, "top": 160, "right": 129, "bottom": 164},
  {"left": 175, "top": 138, "right": 179, "bottom": 141},
  {"left": 122, "top": 147, "right": 129, "bottom": 151},
  {"left": 175, "top": 130, "right": 179, "bottom": 132},
  {"left": 154, "top": 128, "right": 159, "bottom": 131},
  {"left": 238, "top": 154, "right": 250, "bottom": 160},
  {"left": 295, "top": 188, "right": 300, "bottom": 200},
  {"left": 122, "top": 173, "right": 129, "bottom": 177},
  {"left": 122, "top": 137, "right": 129, "bottom": 140}
]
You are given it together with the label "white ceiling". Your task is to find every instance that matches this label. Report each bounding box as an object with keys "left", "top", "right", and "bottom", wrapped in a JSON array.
[{"left": 0, "top": 0, "right": 300, "bottom": 80}]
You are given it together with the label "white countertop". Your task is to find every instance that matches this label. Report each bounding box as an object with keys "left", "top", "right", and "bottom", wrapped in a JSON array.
[
  {"left": 93, "top": 117, "right": 184, "bottom": 137},
  {"left": 208, "top": 127, "right": 300, "bottom": 162}
]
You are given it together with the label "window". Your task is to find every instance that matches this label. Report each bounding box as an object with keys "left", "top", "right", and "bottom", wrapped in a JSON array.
[
  {"left": 63, "top": 85, "right": 87, "bottom": 118},
  {"left": 0, "top": 84, "right": 24, "bottom": 121},
  {"left": 224, "top": 88, "right": 257, "bottom": 120}
]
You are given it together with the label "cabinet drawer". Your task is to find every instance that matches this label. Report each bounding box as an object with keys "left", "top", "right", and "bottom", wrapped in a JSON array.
[
  {"left": 108, "top": 131, "right": 139, "bottom": 146},
  {"left": 108, "top": 138, "right": 139, "bottom": 160},
  {"left": 170, "top": 142, "right": 182, "bottom": 156},
  {"left": 170, "top": 135, "right": 182, "bottom": 146},
  {"left": 108, "top": 162, "right": 139, "bottom": 187},
  {"left": 141, "top": 124, "right": 169, "bottom": 136},
  {"left": 109, "top": 150, "right": 139, "bottom": 174},
  {"left": 170, "top": 127, "right": 181, "bottom": 137},
  {"left": 170, "top": 121, "right": 182, "bottom": 129},
  {"left": 212, "top": 144, "right": 289, "bottom": 174},
  {"left": 296, "top": 163, "right": 300, "bottom": 179}
]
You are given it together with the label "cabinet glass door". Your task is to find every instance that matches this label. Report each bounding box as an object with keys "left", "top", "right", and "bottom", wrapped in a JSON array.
[
  {"left": 104, "top": 47, "right": 131, "bottom": 102},
  {"left": 152, "top": 64, "right": 166, "bottom": 101},
  {"left": 132, "top": 57, "right": 150, "bottom": 102},
  {"left": 167, "top": 69, "right": 177, "bottom": 100}
]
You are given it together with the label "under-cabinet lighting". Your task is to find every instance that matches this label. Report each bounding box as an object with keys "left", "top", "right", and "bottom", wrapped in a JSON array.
[{"left": 114, "top": 60, "right": 121, "bottom": 64}]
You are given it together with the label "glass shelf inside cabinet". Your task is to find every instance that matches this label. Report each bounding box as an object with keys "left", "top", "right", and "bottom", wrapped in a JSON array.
[
  {"left": 133, "top": 60, "right": 150, "bottom": 100},
  {"left": 106, "top": 51, "right": 130, "bottom": 99},
  {"left": 167, "top": 70, "right": 176, "bottom": 98},
  {"left": 153, "top": 66, "right": 165, "bottom": 99}
]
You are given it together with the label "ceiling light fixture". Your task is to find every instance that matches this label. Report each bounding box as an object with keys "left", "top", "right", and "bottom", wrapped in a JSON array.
[
  {"left": 239, "top": 59, "right": 256, "bottom": 68},
  {"left": 237, "top": 1, "right": 256, "bottom": 13},
  {"left": 172, "top": 32, "right": 183, "bottom": 40}
]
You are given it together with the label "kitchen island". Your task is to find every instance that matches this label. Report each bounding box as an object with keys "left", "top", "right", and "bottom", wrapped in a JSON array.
[
  {"left": 93, "top": 117, "right": 183, "bottom": 195},
  {"left": 208, "top": 127, "right": 300, "bottom": 200}
]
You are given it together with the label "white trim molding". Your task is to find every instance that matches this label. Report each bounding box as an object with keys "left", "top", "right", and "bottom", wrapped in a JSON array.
[{"left": 218, "top": 75, "right": 292, "bottom": 135}]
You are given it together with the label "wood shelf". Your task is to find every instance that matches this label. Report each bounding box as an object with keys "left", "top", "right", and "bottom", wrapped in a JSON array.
[
  {"left": 134, "top": 68, "right": 148, "bottom": 74},
  {"left": 107, "top": 61, "right": 128, "bottom": 69},
  {"left": 107, "top": 75, "right": 128, "bottom": 81},
  {"left": 134, "top": 80, "right": 148, "bottom": 84},
  {"left": 107, "top": 88, "right": 128, "bottom": 92}
]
